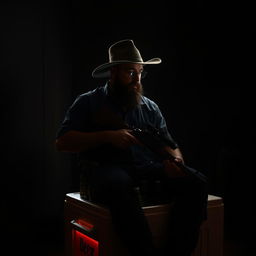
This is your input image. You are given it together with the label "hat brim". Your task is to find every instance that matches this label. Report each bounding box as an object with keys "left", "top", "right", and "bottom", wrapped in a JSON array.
[{"left": 92, "top": 58, "right": 161, "bottom": 78}]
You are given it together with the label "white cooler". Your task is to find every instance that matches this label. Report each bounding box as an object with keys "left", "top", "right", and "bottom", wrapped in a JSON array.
[{"left": 64, "top": 193, "right": 224, "bottom": 256}]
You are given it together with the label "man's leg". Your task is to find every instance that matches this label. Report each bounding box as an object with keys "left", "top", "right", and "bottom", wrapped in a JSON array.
[
  {"left": 88, "top": 165, "right": 155, "bottom": 256},
  {"left": 162, "top": 177, "right": 208, "bottom": 256}
]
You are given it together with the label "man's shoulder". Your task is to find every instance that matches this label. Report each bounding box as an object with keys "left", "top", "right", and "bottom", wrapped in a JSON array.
[
  {"left": 140, "top": 95, "right": 160, "bottom": 111},
  {"left": 74, "top": 86, "right": 106, "bottom": 103},
  {"left": 79, "top": 86, "right": 105, "bottom": 98},
  {"left": 69, "top": 86, "right": 106, "bottom": 110}
]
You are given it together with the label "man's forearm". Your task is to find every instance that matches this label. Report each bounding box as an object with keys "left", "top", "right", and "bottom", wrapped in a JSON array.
[
  {"left": 55, "top": 130, "right": 110, "bottom": 152},
  {"left": 163, "top": 146, "right": 184, "bottom": 163}
]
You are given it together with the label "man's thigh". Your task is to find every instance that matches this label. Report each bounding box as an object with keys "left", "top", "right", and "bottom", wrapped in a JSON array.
[{"left": 88, "top": 165, "right": 135, "bottom": 202}]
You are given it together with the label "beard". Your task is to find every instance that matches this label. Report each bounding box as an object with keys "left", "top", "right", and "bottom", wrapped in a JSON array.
[{"left": 109, "top": 79, "right": 144, "bottom": 110}]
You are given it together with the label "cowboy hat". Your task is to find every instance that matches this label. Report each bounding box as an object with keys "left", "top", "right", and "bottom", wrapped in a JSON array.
[{"left": 92, "top": 39, "right": 162, "bottom": 78}]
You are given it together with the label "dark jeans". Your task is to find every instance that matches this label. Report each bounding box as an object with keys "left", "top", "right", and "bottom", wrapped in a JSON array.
[{"left": 87, "top": 164, "right": 208, "bottom": 256}]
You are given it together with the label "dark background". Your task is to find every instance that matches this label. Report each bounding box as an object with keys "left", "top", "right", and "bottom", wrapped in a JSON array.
[{"left": 1, "top": 1, "right": 255, "bottom": 255}]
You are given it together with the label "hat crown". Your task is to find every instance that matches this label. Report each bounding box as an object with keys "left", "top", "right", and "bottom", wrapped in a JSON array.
[
  {"left": 92, "top": 39, "right": 161, "bottom": 78},
  {"left": 109, "top": 39, "right": 143, "bottom": 63}
]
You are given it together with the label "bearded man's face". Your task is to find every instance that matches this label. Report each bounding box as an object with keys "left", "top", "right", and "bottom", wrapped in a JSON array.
[{"left": 109, "top": 64, "right": 144, "bottom": 109}]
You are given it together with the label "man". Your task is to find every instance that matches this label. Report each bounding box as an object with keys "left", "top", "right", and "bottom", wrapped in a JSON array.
[{"left": 56, "top": 39, "right": 207, "bottom": 256}]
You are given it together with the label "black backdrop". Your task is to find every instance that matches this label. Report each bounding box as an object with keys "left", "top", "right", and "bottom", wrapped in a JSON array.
[{"left": 1, "top": 1, "right": 254, "bottom": 255}]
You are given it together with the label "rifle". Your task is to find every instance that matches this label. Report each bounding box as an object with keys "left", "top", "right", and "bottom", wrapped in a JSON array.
[
  {"left": 130, "top": 127, "right": 207, "bottom": 184},
  {"left": 92, "top": 104, "right": 207, "bottom": 184}
]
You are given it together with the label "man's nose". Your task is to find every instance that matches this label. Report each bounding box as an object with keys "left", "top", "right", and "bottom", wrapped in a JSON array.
[{"left": 132, "top": 73, "right": 141, "bottom": 82}]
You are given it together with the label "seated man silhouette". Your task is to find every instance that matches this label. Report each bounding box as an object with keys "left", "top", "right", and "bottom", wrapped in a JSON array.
[{"left": 56, "top": 39, "right": 208, "bottom": 256}]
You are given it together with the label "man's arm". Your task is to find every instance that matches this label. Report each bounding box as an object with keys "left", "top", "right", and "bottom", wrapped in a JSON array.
[
  {"left": 163, "top": 146, "right": 184, "bottom": 163},
  {"left": 55, "top": 129, "right": 139, "bottom": 153},
  {"left": 162, "top": 146, "right": 187, "bottom": 178}
]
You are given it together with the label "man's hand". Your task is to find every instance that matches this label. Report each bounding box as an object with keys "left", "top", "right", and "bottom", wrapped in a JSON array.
[
  {"left": 163, "top": 158, "right": 187, "bottom": 178},
  {"left": 107, "top": 129, "right": 140, "bottom": 149}
]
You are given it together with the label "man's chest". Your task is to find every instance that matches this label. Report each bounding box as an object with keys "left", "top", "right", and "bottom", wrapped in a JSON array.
[{"left": 89, "top": 101, "right": 156, "bottom": 131}]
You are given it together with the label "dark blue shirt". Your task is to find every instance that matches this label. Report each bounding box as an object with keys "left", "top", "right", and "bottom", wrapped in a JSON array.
[{"left": 57, "top": 83, "right": 178, "bottom": 168}]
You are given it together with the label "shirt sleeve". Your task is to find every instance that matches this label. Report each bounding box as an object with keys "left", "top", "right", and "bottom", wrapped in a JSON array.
[{"left": 56, "top": 94, "right": 90, "bottom": 138}]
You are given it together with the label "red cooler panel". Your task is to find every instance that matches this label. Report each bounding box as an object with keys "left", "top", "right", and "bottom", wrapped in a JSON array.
[{"left": 72, "top": 219, "right": 99, "bottom": 256}]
